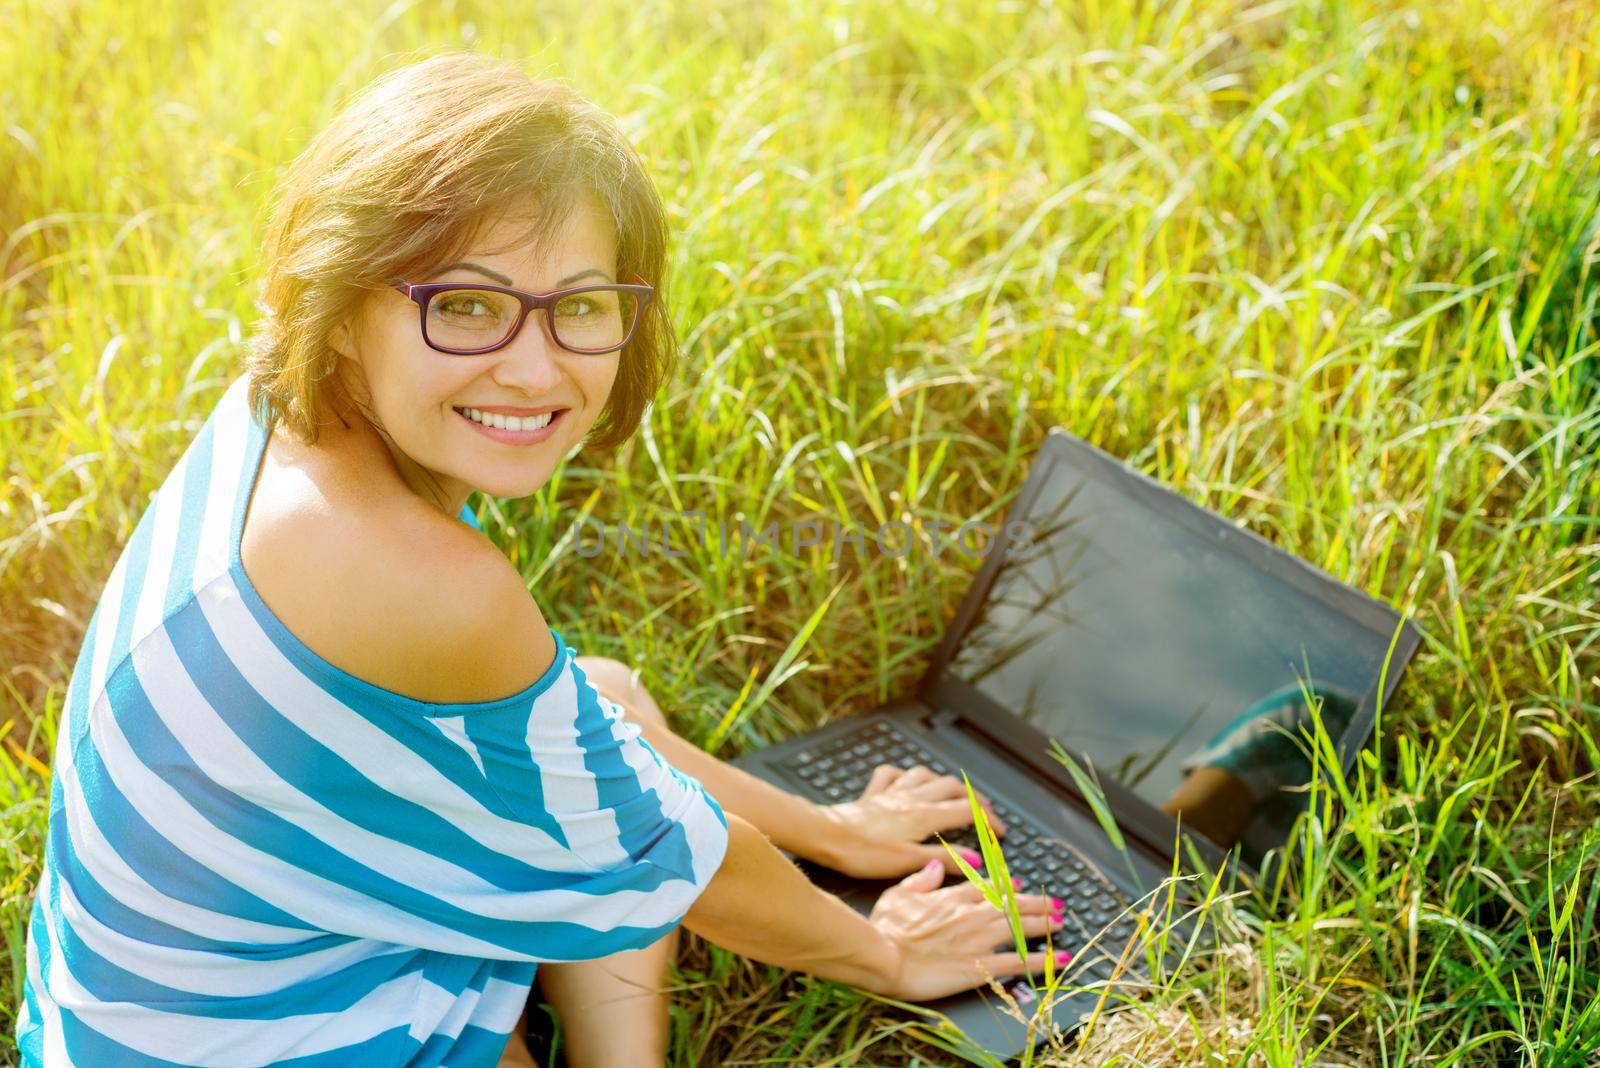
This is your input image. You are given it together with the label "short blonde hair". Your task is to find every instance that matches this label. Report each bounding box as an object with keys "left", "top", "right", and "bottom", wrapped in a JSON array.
[{"left": 245, "top": 51, "right": 675, "bottom": 450}]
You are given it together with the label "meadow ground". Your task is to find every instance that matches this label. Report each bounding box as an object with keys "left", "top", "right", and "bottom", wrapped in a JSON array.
[{"left": 3, "top": 0, "right": 1598, "bottom": 1063}]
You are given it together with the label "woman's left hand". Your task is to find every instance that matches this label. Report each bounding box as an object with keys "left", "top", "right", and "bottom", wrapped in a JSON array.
[{"left": 812, "top": 764, "right": 1010, "bottom": 880}]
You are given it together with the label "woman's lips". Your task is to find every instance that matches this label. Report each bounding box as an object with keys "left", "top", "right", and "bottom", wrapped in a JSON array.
[{"left": 453, "top": 406, "right": 565, "bottom": 444}]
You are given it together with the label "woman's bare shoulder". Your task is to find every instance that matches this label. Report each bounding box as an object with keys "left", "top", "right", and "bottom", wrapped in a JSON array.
[{"left": 242, "top": 481, "right": 556, "bottom": 705}]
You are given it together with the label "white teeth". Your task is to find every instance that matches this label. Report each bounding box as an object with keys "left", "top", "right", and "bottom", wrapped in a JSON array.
[{"left": 458, "top": 407, "right": 554, "bottom": 432}]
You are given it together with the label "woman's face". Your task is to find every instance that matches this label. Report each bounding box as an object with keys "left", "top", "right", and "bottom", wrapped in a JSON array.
[{"left": 333, "top": 198, "right": 622, "bottom": 510}]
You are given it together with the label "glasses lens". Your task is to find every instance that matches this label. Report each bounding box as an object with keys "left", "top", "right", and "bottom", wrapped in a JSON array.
[
  {"left": 426, "top": 288, "right": 522, "bottom": 352},
  {"left": 550, "top": 287, "right": 638, "bottom": 353}
]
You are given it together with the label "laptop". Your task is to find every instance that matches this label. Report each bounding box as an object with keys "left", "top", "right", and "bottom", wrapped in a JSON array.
[{"left": 729, "top": 427, "right": 1421, "bottom": 1060}]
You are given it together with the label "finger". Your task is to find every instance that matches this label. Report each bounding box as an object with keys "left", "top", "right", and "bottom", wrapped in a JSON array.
[
  {"left": 918, "top": 843, "right": 984, "bottom": 875},
  {"left": 963, "top": 897, "right": 1057, "bottom": 937},
  {"left": 974, "top": 889, "right": 1061, "bottom": 918},
  {"left": 1010, "top": 890, "right": 1064, "bottom": 917},
  {"left": 895, "top": 857, "right": 947, "bottom": 894},
  {"left": 975, "top": 794, "right": 1007, "bottom": 836},
  {"left": 991, "top": 911, "right": 1069, "bottom": 942},
  {"left": 1011, "top": 873, "right": 1062, "bottom": 899},
  {"left": 920, "top": 777, "right": 975, "bottom": 802},
  {"left": 861, "top": 763, "right": 903, "bottom": 796},
  {"left": 919, "top": 781, "right": 1008, "bottom": 837},
  {"left": 982, "top": 946, "right": 1075, "bottom": 979},
  {"left": 939, "top": 874, "right": 1048, "bottom": 908},
  {"left": 893, "top": 765, "right": 936, "bottom": 787},
  {"left": 923, "top": 798, "right": 1004, "bottom": 834},
  {"left": 944, "top": 881, "right": 988, "bottom": 903}
]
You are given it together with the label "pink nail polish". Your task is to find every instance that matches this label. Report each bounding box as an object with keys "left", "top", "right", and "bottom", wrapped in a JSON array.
[
  {"left": 962, "top": 849, "right": 981, "bottom": 865},
  {"left": 1050, "top": 910, "right": 1064, "bottom": 923},
  {"left": 1011, "top": 876, "right": 1022, "bottom": 890},
  {"left": 1050, "top": 897, "right": 1064, "bottom": 910},
  {"left": 1055, "top": 950, "right": 1072, "bottom": 965}
]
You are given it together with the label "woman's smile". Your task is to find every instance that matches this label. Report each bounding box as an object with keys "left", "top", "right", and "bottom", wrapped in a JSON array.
[{"left": 452, "top": 403, "right": 568, "bottom": 444}]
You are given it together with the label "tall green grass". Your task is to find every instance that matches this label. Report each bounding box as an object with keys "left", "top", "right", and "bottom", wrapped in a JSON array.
[{"left": 3, "top": 0, "right": 1598, "bottom": 1062}]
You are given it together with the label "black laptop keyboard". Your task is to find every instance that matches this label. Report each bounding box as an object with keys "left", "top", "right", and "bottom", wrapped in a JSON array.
[{"left": 779, "top": 719, "right": 1150, "bottom": 985}]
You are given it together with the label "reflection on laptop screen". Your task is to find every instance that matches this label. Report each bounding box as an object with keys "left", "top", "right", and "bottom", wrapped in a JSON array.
[{"left": 946, "top": 449, "right": 1396, "bottom": 861}]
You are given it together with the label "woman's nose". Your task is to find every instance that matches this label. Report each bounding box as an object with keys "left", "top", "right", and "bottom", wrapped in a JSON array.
[{"left": 491, "top": 314, "right": 566, "bottom": 393}]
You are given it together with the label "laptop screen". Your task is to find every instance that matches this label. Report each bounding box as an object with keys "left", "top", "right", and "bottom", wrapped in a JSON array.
[{"left": 943, "top": 443, "right": 1401, "bottom": 861}]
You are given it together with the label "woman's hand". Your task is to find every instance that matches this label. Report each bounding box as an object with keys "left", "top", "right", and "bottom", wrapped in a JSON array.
[
  {"left": 866, "top": 858, "right": 1069, "bottom": 1002},
  {"left": 814, "top": 763, "right": 1011, "bottom": 880}
]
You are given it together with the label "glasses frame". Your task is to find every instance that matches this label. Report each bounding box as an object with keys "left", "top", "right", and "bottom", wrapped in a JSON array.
[{"left": 391, "top": 273, "right": 654, "bottom": 356}]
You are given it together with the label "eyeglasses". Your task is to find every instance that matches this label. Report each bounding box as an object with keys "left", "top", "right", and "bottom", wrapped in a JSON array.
[{"left": 391, "top": 274, "right": 653, "bottom": 356}]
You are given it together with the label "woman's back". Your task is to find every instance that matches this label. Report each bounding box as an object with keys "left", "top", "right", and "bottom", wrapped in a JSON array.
[{"left": 17, "top": 373, "right": 730, "bottom": 1066}]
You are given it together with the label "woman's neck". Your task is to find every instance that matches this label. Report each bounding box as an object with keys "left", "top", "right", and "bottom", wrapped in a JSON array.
[{"left": 306, "top": 392, "right": 473, "bottom": 520}]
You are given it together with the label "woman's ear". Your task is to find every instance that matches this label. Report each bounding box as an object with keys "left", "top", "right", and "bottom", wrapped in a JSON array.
[
  {"left": 330, "top": 291, "right": 376, "bottom": 362},
  {"left": 329, "top": 317, "right": 358, "bottom": 361},
  {"left": 325, "top": 301, "right": 374, "bottom": 420}
]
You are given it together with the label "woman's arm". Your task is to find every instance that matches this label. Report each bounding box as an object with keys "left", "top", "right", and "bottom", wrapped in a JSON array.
[
  {"left": 580, "top": 659, "right": 1007, "bottom": 880},
  {"left": 555, "top": 662, "right": 1061, "bottom": 1001},
  {"left": 618, "top": 693, "right": 1006, "bottom": 880},
  {"left": 634, "top": 722, "right": 849, "bottom": 865},
  {"left": 680, "top": 811, "right": 900, "bottom": 991}
]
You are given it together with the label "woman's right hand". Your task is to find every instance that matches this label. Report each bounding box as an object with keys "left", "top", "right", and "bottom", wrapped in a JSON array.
[{"left": 865, "top": 858, "right": 1070, "bottom": 1001}]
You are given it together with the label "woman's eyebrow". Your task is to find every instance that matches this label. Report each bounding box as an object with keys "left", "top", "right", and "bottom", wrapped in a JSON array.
[
  {"left": 433, "top": 263, "right": 614, "bottom": 289},
  {"left": 553, "top": 268, "right": 613, "bottom": 287},
  {"left": 435, "top": 261, "right": 514, "bottom": 286}
]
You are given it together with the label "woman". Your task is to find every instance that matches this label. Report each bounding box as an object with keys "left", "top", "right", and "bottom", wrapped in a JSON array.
[{"left": 18, "top": 53, "right": 1068, "bottom": 1067}]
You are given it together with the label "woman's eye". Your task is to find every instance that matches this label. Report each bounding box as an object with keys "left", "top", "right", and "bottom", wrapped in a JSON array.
[
  {"left": 554, "top": 297, "right": 596, "bottom": 318},
  {"left": 438, "top": 297, "right": 493, "bottom": 318}
]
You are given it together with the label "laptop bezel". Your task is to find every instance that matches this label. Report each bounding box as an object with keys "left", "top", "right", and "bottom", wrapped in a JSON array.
[{"left": 915, "top": 427, "right": 1421, "bottom": 879}]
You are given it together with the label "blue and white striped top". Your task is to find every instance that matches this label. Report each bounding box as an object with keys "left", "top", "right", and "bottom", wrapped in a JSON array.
[{"left": 17, "top": 373, "right": 730, "bottom": 1066}]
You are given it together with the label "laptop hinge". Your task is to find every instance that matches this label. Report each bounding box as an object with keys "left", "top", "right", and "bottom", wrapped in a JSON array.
[{"left": 928, "top": 707, "right": 961, "bottom": 730}]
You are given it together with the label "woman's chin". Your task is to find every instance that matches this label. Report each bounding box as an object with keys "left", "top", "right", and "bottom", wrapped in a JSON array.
[{"left": 467, "top": 467, "right": 558, "bottom": 501}]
